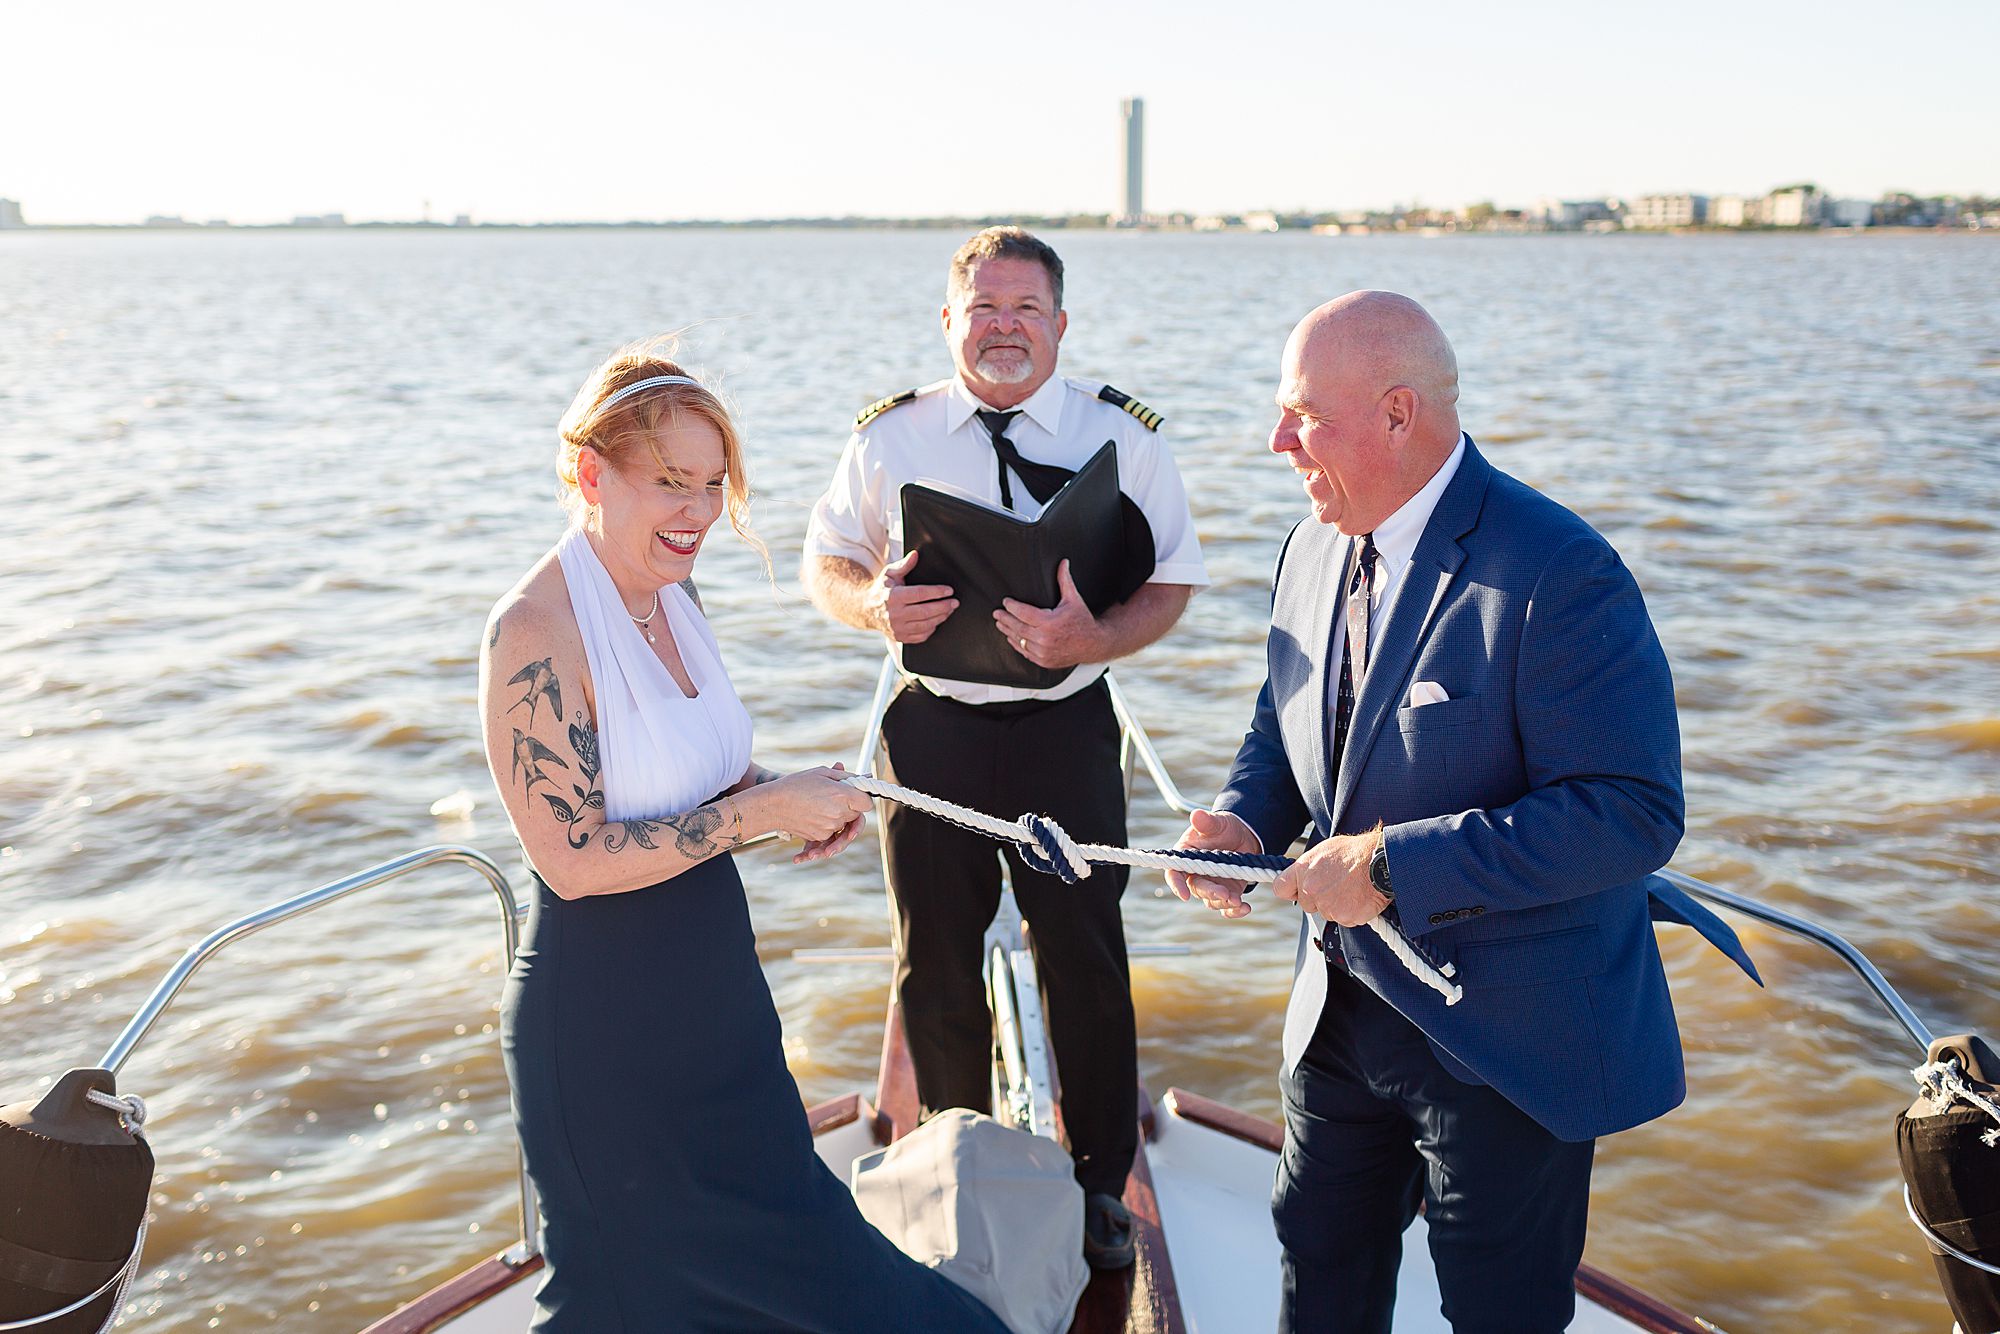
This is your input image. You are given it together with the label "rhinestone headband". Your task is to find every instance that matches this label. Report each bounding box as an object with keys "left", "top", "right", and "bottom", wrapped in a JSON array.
[{"left": 599, "top": 373, "right": 701, "bottom": 414}]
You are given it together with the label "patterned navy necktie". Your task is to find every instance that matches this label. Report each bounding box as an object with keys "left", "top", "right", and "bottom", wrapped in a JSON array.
[{"left": 1330, "top": 534, "right": 1379, "bottom": 769}]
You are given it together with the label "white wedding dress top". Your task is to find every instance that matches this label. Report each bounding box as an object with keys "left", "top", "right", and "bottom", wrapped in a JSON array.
[{"left": 555, "top": 526, "right": 753, "bottom": 822}]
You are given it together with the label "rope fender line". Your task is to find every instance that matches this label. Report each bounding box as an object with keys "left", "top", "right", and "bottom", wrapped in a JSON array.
[
  {"left": 843, "top": 773, "right": 1464, "bottom": 1006},
  {"left": 1915, "top": 1057, "right": 2000, "bottom": 1146}
]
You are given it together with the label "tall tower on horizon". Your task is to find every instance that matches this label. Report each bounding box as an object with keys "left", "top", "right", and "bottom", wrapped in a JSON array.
[{"left": 1120, "top": 98, "right": 1144, "bottom": 225}]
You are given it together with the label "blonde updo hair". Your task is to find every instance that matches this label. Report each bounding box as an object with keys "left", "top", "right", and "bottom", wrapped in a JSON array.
[{"left": 556, "top": 337, "right": 765, "bottom": 566}]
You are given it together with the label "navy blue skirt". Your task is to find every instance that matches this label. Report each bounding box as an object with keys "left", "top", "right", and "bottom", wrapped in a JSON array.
[{"left": 501, "top": 852, "right": 1004, "bottom": 1333}]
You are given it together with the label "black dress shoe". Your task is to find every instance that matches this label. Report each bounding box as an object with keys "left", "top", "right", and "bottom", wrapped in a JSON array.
[{"left": 1083, "top": 1191, "right": 1135, "bottom": 1270}]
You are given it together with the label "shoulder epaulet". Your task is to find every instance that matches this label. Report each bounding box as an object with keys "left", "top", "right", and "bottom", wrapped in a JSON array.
[
  {"left": 1096, "top": 384, "right": 1164, "bottom": 431},
  {"left": 854, "top": 387, "right": 921, "bottom": 429}
]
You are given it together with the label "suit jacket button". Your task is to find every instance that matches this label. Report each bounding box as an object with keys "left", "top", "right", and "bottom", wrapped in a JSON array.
[
  {"left": 1429, "top": 913, "right": 1443, "bottom": 925},
  {"left": 1472, "top": 906, "right": 1485, "bottom": 915}
]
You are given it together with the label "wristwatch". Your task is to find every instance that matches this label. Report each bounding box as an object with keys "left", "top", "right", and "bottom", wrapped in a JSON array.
[{"left": 1368, "top": 838, "right": 1395, "bottom": 903}]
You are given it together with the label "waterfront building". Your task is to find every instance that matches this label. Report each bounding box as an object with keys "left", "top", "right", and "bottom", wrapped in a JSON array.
[
  {"left": 1626, "top": 194, "right": 1709, "bottom": 229},
  {"left": 1766, "top": 186, "right": 1822, "bottom": 227},
  {"left": 0, "top": 198, "right": 23, "bottom": 228},
  {"left": 1119, "top": 97, "right": 1144, "bottom": 225},
  {"left": 1826, "top": 198, "right": 1875, "bottom": 227},
  {"left": 1529, "top": 198, "right": 1581, "bottom": 229},
  {"left": 1710, "top": 195, "right": 1748, "bottom": 227},
  {"left": 1529, "top": 198, "right": 1615, "bottom": 230},
  {"left": 1876, "top": 193, "right": 1937, "bottom": 227}
]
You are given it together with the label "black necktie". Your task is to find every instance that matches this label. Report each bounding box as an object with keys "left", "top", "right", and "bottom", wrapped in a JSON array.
[
  {"left": 1330, "top": 534, "right": 1379, "bottom": 770},
  {"left": 975, "top": 409, "right": 1071, "bottom": 510}
]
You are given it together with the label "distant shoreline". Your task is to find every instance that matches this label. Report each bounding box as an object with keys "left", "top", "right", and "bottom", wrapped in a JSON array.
[{"left": 1, "top": 221, "right": 1990, "bottom": 237}]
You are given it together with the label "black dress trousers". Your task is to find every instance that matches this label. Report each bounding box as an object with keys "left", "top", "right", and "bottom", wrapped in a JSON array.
[{"left": 878, "top": 677, "right": 1138, "bottom": 1198}]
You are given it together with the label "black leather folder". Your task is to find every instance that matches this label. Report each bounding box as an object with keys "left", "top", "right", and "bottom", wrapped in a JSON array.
[{"left": 900, "top": 442, "right": 1136, "bottom": 690}]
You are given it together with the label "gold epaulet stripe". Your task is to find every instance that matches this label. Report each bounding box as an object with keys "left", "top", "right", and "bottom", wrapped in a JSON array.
[
  {"left": 1096, "top": 384, "right": 1164, "bottom": 431},
  {"left": 854, "top": 388, "right": 921, "bottom": 429}
]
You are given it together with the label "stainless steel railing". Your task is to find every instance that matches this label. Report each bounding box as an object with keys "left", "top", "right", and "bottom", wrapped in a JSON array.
[
  {"left": 96, "top": 845, "right": 544, "bottom": 1264},
  {"left": 851, "top": 655, "right": 901, "bottom": 775},
  {"left": 1655, "top": 869, "right": 1935, "bottom": 1054},
  {"left": 1107, "top": 670, "right": 1201, "bottom": 817}
]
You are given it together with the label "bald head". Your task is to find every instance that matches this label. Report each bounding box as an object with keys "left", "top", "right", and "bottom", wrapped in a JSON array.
[
  {"left": 1270, "top": 291, "right": 1464, "bottom": 533},
  {"left": 1295, "top": 291, "right": 1460, "bottom": 428}
]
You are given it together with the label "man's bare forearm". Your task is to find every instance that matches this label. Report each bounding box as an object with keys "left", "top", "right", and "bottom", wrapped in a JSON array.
[
  {"left": 1092, "top": 582, "right": 1193, "bottom": 661},
  {"left": 802, "top": 555, "right": 882, "bottom": 633}
]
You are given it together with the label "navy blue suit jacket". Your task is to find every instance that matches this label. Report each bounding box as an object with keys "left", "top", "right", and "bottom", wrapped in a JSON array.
[{"left": 1217, "top": 440, "right": 1759, "bottom": 1142}]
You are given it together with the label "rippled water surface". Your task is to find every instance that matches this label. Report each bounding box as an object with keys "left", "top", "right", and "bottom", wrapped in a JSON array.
[{"left": 3, "top": 229, "right": 1997, "bottom": 1331}]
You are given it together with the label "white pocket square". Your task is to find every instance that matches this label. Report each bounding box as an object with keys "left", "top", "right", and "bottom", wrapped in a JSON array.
[{"left": 1408, "top": 681, "right": 1450, "bottom": 708}]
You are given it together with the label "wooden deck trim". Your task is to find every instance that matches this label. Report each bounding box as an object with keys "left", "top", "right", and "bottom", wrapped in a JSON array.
[
  {"left": 805, "top": 1091, "right": 859, "bottom": 1135},
  {"left": 1162, "top": 1086, "right": 1284, "bottom": 1152},
  {"left": 1573, "top": 1264, "right": 1712, "bottom": 1334},
  {"left": 1115, "top": 1121, "right": 1188, "bottom": 1334},
  {"left": 874, "top": 995, "right": 921, "bottom": 1144},
  {"left": 1163, "top": 1088, "right": 1713, "bottom": 1333},
  {"left": 807, "top": 1090, "right": 890, "bottom": 1148},
  {"left": 1065, "top": 1078, "right": 1186, "bottom": 1334},
  {"left": 361, "top": 1251, "right": 543, "bottom": 1334}
]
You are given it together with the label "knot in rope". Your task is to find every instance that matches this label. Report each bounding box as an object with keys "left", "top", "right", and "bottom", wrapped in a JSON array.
[
  {"left": 85, "top": 1089, "right": 148, "bottom": 1138},
  {"left": 1915, "top": 1056, "right": 2000, "bottom": 1148},
  {"left": 1016, "top": 814, "right": 1093, "bottom": 883},
  {"left": 840, "top": 771, "right": 1464, "bottom": 1006}
]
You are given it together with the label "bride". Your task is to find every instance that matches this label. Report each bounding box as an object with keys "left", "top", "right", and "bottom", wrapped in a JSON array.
[{"left": 478, "top": 339, "right": 1005, "bottom": 1331}]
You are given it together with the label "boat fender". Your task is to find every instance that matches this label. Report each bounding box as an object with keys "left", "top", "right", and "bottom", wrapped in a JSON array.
[
  {"left": 0, "top": 1069, "right": 154, "bottom": 1333},
  {"left": 1899, "top": 1033, "right": 2000, "bottom": 1332}
]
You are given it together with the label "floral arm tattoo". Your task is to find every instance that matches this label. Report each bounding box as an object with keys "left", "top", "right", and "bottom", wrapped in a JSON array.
[{"left": 506, "top": 660, "right": 742, "bottom": 858}]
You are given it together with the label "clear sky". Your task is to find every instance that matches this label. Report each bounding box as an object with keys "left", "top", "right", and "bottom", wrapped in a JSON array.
[{"left": 4, "top": 0, "right": 1994, "bottom": 225}]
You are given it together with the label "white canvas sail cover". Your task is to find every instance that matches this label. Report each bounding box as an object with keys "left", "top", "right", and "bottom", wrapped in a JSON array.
[{"left": 850, "top": 1110, "right": 1089, "bottom": 1334}]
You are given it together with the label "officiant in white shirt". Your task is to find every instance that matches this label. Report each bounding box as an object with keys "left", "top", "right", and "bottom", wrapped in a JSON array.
[{"left": 802, "top": 226, "right": 1206, "bottom": 1271}]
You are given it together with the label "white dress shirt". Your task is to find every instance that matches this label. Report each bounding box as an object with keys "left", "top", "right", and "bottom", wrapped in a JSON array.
[
  {"left": 1327, "top": 434, "right": 1468, "bottom": 719},
  {"left": 806, "top": 374, "right": 1209, "bottom": 704}
]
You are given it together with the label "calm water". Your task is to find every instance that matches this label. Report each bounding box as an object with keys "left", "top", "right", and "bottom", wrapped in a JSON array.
[{"left": 2, "top": 229, "right": 1996, "bottom": 1332}]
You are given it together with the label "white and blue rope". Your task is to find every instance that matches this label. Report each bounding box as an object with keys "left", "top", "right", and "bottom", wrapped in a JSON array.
[{"left": 843, "top": 773, "right": 1463, "bottom": 1005}]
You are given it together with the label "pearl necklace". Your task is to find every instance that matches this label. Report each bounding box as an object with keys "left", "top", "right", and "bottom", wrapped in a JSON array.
[{"left": 630, "top": 591, "right": 661, "bottom": 644}]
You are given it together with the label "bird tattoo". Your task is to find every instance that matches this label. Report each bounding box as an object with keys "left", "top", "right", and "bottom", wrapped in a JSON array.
[
  {"left": 511, "top": 729, "right": 569, "bottom": 793},
  {"left": 507, "top": 659, "right": 563, "bottom": 726}
]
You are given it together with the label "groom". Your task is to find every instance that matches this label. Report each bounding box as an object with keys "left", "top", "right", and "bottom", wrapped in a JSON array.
[{"left": 1170, "top": 292, "right": 1760, "bottom": 1332}]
